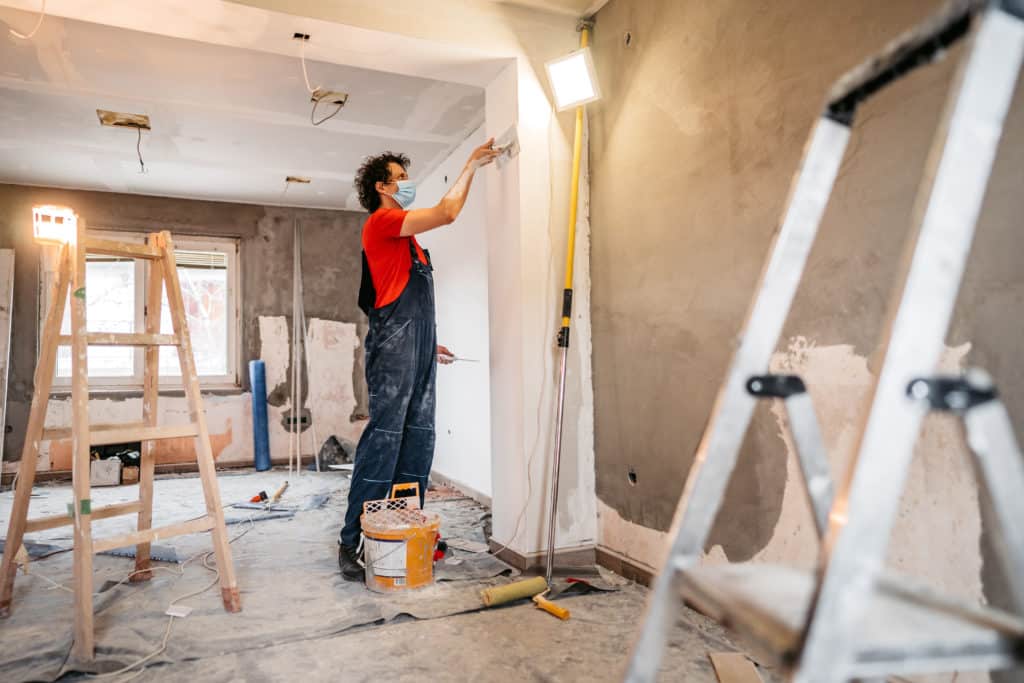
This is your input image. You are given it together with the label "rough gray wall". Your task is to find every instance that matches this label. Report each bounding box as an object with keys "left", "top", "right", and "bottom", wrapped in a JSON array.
[
  {"left": 589, "top": 0, "right": 1024, "bottom": 621},
  {"left": 0, "top": 184, "right": 367, "bottom": 464}
]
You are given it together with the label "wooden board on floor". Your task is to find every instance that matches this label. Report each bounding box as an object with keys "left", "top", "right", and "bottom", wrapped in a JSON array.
[{"left": 708, "top": 652, "right": 763, "bottom": 683}]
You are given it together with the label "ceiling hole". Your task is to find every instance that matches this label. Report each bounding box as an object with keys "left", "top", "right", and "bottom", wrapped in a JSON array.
[
  {"left": 627, "top": 467, "right": 637, "bottom": 486},
  {"left": 623, "top": 31, "right": 633, "bottom": 48},
  {"left": 444, "top": 175, "right": 448, "bottom": 183}
]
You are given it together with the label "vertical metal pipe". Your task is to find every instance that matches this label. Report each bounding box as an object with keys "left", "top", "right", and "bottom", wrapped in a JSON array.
[
  {"left": 545, "top": 346, "right": 571, "bottom": 583},
  {"left": 545, "top": 23, "right": 591, "bottom": 585}
]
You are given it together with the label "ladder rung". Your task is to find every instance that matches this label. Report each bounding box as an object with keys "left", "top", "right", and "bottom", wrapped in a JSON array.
[
  {"left": 84, "top": 237, "right": 161, "bottom": 260},
  {"left": 41, "top": 423, "right": 198, "bottom": 445},
  {"left": 92, "top": 516, "right": 214, "bottom": 554},
  {"left": 57, "top": 333, "right": 178, "bottom": 346},
  {"left": 25, "top": 500, "right": 143, "bottom": 533},
  {"left": 43, "top": 422, "right": 145, "bottom": 442}
]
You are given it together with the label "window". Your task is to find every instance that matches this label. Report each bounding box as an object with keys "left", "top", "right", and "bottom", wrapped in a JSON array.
[{"left": 42, "top": 231, "right": 240, "bottom": 389}]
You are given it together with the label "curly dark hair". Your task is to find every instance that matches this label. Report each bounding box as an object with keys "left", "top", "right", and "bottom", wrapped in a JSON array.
[{"left": 354, "top": 152, "right": 411, "bottom": 213}]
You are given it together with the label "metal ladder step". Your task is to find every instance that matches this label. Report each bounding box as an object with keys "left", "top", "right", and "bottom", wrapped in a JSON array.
[{"left": 680, "top": 563, "right": 1024, "bottom": 678}]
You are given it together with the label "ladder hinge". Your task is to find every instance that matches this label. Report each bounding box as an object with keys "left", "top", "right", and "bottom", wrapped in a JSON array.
[
  {"left": 746, "top": 374, "right": 806, "bottom": 398},
  {"left": 907, "top": 374, "right": 997, "bottom": 413}
]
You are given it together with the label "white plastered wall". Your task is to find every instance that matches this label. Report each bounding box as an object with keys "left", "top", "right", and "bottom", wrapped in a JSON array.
[{"left": 416, "top": 125, "right": 494, "bottom": 499}]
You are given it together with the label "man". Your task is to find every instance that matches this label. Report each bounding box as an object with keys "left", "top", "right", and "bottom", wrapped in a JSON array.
[{"left": 339, "top": 139, "right": 500, "bottom": 580}]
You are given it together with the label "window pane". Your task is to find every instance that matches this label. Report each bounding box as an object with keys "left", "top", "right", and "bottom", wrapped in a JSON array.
[
  {"left": 159, "top": 257, "right": 229, "bottom": 377},
  {"left": 56, "top": 260, "right": 135, "bottom": 378}
]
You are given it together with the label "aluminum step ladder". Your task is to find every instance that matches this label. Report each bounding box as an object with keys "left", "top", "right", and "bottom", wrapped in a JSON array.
[{"left": 624, "top": 1, "right": 1024, "bottom": 681}]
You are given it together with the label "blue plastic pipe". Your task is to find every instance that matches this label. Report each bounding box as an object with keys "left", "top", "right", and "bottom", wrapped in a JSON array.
[{"left": 249, "top": 360, "right": 271, "bottom": 471}]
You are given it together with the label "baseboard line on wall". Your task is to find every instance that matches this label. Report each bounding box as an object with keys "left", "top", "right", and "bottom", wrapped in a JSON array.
[
  {"left": 429, "top": 470, "right": 491, "bottom": 507},
  {"left": 595, "top": 544, "right": 656, "bottom": 587}
]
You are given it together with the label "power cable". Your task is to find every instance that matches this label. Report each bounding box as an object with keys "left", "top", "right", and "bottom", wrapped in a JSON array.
[
  {"left": 136, "top": 127, "right": 146, "bottom": 174},
  {"left": 311, "top": 100, "right": 344, "bottom": 127},
  {"left": 298, "top": 37, "right": 320, "bottom": 94},
  {"left": 9, "top": 0, "right": 46, "bottom": 40},
  {"left": 85, "top": 515, "right": 258, "bottom": 680}
]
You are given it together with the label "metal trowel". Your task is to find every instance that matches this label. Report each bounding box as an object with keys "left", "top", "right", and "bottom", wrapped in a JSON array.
[{"left": 493, "top": 126, "right": 520, "bottom": 168}]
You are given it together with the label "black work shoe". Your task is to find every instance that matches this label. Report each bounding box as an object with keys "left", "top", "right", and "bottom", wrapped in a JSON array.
[{"left": 338, "top": 543, "right": 364, "bottom": 582}]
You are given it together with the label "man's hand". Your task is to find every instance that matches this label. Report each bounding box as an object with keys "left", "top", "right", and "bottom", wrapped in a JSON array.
[
  {"left": 467, "top": 138, "right": 501, "bottom": 169},
  {"left": 437, "top": 345, "right": 455, "bottom": 365}
]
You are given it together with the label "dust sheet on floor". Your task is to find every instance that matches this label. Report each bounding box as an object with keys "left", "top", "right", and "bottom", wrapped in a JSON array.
[{"left": 0, "top": 470, "right": 567, "bottom": 680}]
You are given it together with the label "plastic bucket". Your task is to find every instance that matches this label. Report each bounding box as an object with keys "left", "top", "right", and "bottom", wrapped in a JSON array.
[{"left": 361, "top": 483, "right": 441, "bottom": 593}]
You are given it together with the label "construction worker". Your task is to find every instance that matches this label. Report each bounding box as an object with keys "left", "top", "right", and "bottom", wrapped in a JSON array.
[{"left": 339, "top": 140, "right": 500, "bottom": 581}]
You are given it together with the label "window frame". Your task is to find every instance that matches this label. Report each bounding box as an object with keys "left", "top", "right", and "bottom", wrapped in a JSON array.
[{"left": 41, "top": 229, "right": 241, "bottom": 391}]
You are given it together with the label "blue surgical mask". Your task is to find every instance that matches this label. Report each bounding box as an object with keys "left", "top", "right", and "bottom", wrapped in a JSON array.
[{"left": 390, "top": 180, "right": 416, "bottom": 209}]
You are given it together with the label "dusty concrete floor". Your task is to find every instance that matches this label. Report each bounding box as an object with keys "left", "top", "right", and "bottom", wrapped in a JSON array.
[{"left": 0, "top": 469, "right": 775, "bottom": 682}]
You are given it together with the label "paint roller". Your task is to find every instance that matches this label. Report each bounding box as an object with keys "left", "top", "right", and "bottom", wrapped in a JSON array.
[{"left": 479, "top": 576, "right": 570, "bottom": 620}]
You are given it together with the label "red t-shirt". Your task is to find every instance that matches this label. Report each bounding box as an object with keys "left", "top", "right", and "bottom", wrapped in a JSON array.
[{"left": 363, "top": 208, "right": 428, "bottom": 308}]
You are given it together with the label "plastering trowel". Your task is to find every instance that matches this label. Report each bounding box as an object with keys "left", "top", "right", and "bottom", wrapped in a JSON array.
[{"left": 493, "top": 125, "right": 520, "bottom": 168}]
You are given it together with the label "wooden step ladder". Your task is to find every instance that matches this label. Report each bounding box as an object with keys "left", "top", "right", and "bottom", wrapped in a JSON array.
[
  {"left": 0, "top": 218, "right": 241, "bottom": 661},
  {"left": 624, "top": 1, "right": 1024, "bottom": 681}
]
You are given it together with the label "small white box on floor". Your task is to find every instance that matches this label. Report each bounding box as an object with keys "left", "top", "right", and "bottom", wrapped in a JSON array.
[{"left": 90, "top": 458, "right": 122, "bottom": 487}]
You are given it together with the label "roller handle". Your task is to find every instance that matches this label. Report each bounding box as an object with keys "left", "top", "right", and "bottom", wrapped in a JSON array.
[{"left": 533, "top": 594, "right": 571, "bottom": 620}]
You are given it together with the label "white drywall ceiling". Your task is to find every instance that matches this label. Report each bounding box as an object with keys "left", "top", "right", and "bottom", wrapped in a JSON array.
[{"left": 0, "top": 6, "right": 485, "bottom": 209}]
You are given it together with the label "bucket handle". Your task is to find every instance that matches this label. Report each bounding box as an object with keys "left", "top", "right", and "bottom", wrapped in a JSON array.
[{"left": 390, "top": 482, "right": 420, "bottom": 500}]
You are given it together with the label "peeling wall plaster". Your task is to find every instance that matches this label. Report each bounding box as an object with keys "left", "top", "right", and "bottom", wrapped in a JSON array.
[
  {"left": 306, "top": 318, "right": 362, "bottom": 445},
  {"left": 600, "top": 341, "right": 986, "bottom": 625},
  {"left": 256, "top": 315, "right": 364, "bottom": 464}
]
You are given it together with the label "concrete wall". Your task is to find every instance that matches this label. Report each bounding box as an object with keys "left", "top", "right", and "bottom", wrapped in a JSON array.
[
  {"left": 589, "top": 0, "right": 1024, "bottom": 672},
  {"left": 0, "top": 183, "right": 367, "bottom": 471},
  {"left": 417, "top": 125, "right": 494, "bottom": 499}
]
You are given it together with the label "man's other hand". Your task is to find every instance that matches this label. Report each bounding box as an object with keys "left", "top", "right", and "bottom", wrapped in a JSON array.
[{"left": 437, "top": 345, "right": 455, "bottom": 365}]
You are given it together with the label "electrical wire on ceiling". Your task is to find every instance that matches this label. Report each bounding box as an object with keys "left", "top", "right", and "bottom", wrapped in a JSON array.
[
  {"left": 299, "top": 37, "right": 320, "bottom": 94},
  {"left": 311, "top": 100, "right": 344, "bottom": 127},
  {"left": 9, "top": 0, "right": 46, "bottom": 40},
  {"left": 297, "top": 36, "right": 344, "bottom": 126},
  {"left": 136, "top": 126, "right": 147, "bottom": 174}
]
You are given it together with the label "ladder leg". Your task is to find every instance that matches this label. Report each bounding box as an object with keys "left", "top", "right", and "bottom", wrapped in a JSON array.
[
  {"left": 624, "top": 117, "right": 851, "bottom": 682},
  {"left": 795, "top": 11, "right": 1024, "bottom": 682},
  {"left": 70, "top": 219, "right": 95, "bottom": 660},
  {"left": 132, "top": 238, "right": 164, "bottom": 582},
  {"left": 783, "top": 391, "right": 833, "bottom": 538},
  {"left": 0, "top": 245, "right": 70, "bottom": 616},
  {"left": 158, "top": 233, "right": 241, "bottom": 613},
  {"left": 963, "top": 393, "right": 1024, "bottom": 613},
  {"left": 747, "top": 374, "right": 834, "bottom": 538}
]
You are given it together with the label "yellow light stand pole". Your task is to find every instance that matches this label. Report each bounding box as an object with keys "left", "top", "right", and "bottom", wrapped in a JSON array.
[{"left": 545, "top": 20, "right": 593, "bottom": 585}]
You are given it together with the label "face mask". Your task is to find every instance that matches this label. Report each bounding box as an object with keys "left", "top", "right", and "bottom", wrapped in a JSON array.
[{"left": 390, "top": 180, "right": 416, "bottom": 209}]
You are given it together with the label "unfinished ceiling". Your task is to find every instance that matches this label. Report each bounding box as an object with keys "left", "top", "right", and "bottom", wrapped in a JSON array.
[
  {"left": 0, "top": 6, "right": 485, "bottom": 210},
  {"left": 482, "top": 0, "right": 609, "bottom": 16}
]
